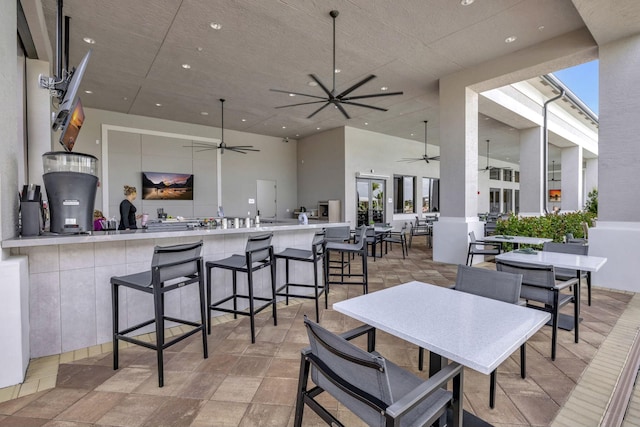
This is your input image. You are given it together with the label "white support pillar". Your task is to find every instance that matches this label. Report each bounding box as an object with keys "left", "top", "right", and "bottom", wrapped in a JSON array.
[
  {"left": 518, "top": 127, "right": 544, "bottom": 216},
  {"left": 584, "top": 158, "right": 598, "bottom": 201},
  {"left": 560, "top": 146, "right": 583, "bottom": 211},
  {"left": 589, "top": 34, "right": 640, "bottom": 292},
  {"left": 433, "top": 80, "right": 483, "bottom": 265}
]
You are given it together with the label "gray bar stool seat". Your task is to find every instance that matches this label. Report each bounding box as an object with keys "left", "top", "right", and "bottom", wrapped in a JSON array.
[
  {"left": 274, "top": 231, "right": 326, "bottom": 322},
  {"left": 111, "top": 240, "right": 207, "bottom": 387},
  {"left": 325, "top": 225, "right": 368, "bottom": 294},
  {"left": 206, "top": 233, "right": 276, "bottom": 343}
]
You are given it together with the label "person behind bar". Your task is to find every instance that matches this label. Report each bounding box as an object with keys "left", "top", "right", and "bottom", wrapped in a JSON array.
[{"left": 118, "top": 185, "right": 141, "bottom": 230}]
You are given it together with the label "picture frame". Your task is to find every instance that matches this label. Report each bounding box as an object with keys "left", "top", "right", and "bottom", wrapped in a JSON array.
[
  {"left": 549, "top": 189, "right": 561, "bottom": 202},
  {"left": 141, "top": 172, "right": 194, "bottom": 200}
]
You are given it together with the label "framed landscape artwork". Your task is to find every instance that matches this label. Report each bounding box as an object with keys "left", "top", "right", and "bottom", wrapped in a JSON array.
[
  {"left": 549, "top": 189, "right": 561, "bottom": 202},
  {"left": 141, "top": 172, "right": 194, "bottom": 200}
]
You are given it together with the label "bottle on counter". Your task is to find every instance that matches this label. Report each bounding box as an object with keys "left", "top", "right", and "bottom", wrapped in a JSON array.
[{"left": 255, "top": 210, "right": 260, "bottom": 226}]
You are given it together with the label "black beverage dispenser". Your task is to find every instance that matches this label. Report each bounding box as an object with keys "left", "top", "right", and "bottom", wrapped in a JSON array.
[
  {"left": 42, "top": 151, "right": 98, "bottom": 234},
  {"left": 20, "top": 184, "right": 44, "bottom": 236}
]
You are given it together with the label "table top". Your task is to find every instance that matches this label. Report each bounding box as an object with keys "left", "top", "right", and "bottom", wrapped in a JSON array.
[
  {"left": 333, "top": 281, "right": 551, "bottom": 375},
  {"left": 496, "top": 250, "right": 607, "bottom": 272},
  {"left": 483, "top": 235, "right": 553, "bottom": 245}
]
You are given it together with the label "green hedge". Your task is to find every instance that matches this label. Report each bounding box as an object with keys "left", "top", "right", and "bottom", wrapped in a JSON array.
[{"left": 494, "top": 211, "right": 595, "bottom": 250}]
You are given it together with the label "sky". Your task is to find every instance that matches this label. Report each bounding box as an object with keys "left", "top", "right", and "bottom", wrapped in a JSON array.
[{"left": 551, "top": 60, "right": 599, "bottom": 116}]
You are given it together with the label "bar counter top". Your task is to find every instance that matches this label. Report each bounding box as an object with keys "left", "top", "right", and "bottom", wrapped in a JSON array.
[{"left": 2, "top": 221, "right": 350, "bottom": 248}]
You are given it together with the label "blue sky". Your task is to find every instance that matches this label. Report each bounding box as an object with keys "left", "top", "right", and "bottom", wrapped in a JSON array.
[{"left": 551, "top": 60, "right": 599, "bottom": 115}]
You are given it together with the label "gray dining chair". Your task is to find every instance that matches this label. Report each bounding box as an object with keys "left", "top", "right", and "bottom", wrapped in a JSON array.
[
  {"left": 295, "top": 316, "right": 463, "bottom": 427},
  {"left": 418, "top": 265, "right": 524, "bottom": 408},
  {"left": 496, "top": 259, "right": 579, "bottom": 360},
  {"left": 466, "top": 231, "right": 502, "bottom": 265},
  {"left": 382, "top": 222, "right": 409, "bottom": 259},
  {"left": 543, "top": 241, "right": 592, "bottom": 306},
  {"left": 409, "top": 216, "right": 431, "bottom": 248}
]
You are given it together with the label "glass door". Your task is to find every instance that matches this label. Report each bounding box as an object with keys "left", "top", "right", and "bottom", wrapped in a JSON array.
[{"left": 356, "top": 178, "right": 386, "bottom": 226}]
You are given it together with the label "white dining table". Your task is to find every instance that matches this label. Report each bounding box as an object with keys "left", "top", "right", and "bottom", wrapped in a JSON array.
[
  {"left": 483, "top": 235, "right": 552, "bottom": 249},
  {"left": 333, "top": 281, "right": 550, "bottom": 376},
  {"left": 496, "top": 250, "right": 607, "bottom": 272}
]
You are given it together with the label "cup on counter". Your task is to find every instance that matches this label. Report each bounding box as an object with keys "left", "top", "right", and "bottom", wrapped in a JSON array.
[
  {"left": 141, "top": 213, "right": 149, "bottom": 227},
  {"left": 234, "top": 218, "right": 240, "bottom": 228},
  {"left": 221, "top": 218, "right": 228, "bottom": 229}
]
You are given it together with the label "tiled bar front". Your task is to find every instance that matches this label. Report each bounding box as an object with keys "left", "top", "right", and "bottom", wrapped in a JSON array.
[{"left": 6, "top": 224, "right": 343, "bottom": 358}]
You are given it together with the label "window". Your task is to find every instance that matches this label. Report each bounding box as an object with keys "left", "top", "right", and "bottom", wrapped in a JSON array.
[
  {"left": 503, "top": 189, "right": 512, "bottom": 213},
  {"left": 394, "top": 175, "right": 415, "bottom": 214},
  {"left": 422, "top": 177, "right": 440, "bottom": 213},
  {"left": 503, "top": 169, "right": 513, "bottom": 182},
  {"left": 514, "top": 171, "right": 520, "bottom": 183},
  {"left": 489, "top": 188, "right": 501, "bottom": 213},
  {"left": 489, "top": 168, "right": 500, "bottom": 180}
]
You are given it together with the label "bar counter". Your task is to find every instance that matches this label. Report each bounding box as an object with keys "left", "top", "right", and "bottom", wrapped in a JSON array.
[{"left": 2, "top": 221, "right": 349, "bottom": 358}]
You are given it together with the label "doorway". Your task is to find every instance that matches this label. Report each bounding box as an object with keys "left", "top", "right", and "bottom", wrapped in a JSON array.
[
  {"left": 356, "top": 178, "right": 385, "bottom": 226},
  {"left": 257, "top": 179, "right": 277, "bottom": 219}
]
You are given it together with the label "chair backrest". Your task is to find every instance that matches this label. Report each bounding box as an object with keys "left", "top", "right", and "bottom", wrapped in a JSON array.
[
  {"left": 543, "top": 241, "right": 588, "bottom": 256},
  {"left": 352, "top": 225, "right": 368, "bottom": 249},
  {"left": 496, "top": 260, "right": 557, "bottom": 305},
  {"left": 311, "top": 231, "right": 325, "bottom": 255},
  {"left": 304, "top": 317, "right": 392, "bottom": 427},
  {"left": 245, "top": 233, "right": 273, "bottom": 263},
  {"left": 325, "top": 225, "right": 351, "bottom": 242},
  {"left": 151, "top": 240, "right": 203, "bottom": 283},
  {"left": 454, "top": 265, "right": 522, "bottom": 304},
  {"left": 468, "top": 231, "right": 477, "bottom": 243}
]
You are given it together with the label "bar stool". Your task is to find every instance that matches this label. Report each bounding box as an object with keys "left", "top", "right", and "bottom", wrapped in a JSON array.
[
  {"left": 111, "top": 240, "right": 207, "bottom": 387},
  {"left": 274, "top": 231, "right": 326, "bottom": 322},
  {"left": 324, "top": 225, "right": 353, "bottom": 281},
  {"left": 325, "top": 225, "right": 368, "bottom": 294},
  {"left": 206, "top": 233, "right": 276, "bottom": 343}
]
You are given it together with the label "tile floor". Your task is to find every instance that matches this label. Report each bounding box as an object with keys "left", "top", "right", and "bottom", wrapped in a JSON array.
[{"left": 0, "top": 241, "right": 634, "bottom": 426}]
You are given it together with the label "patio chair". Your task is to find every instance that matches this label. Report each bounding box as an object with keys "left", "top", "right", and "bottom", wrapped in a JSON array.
[
  {"left": 496, "top": 259, "right": 579, "bottom": 360},
  {"left": 419, "top": 265, "right": 524, "bottom": 408},
  {"left": 466, "top": 231, "right": 501, "bottom": 265},
  {"left": 295, "top": 316, "right": 463, "bottom": 427},
  {"left": 409, "top": 216, "right": 431, "bottom": 248},
  {"left": 543, "top": 241, "right": 592, "bottom": 306},
  {"left": 382, "top": 222, "right": 409, "bottom": 259}
]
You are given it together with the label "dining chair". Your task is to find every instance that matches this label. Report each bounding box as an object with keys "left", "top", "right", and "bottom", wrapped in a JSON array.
[
  {"left": 496, "top": 259, "right": 579, "bottom": 360},
  {"left": 295, "top": 316, "right": 463, "bottom": 427},
  {"left": 466, "top": 231, "right": 502, "bottom": 265},
  {"left": 543, "top": 241, "right": 592, "bottom": 306},
  {"left": 382, "top": 222, "right": 409, "bottom": 259},
  {"left": 409, "top": 216, "right": 431, "bottom": 248},
  {"left": 418, "top": 265, "right": 524, "bottom": 408}
]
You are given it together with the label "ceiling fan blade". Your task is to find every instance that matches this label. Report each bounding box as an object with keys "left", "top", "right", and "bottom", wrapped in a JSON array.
[
  {"left": 341, "top": 91, "right": 404, "bottom": 101},
  {"left": 399, "top": 158, "right": 423, "bottom": 163},
  {"left": 428, "top": 156, "right": 440, "bottom": 161},
  {"left": 309, "top": 74, "right": 333, "bottom": 98},
  {"left": 341, "top": 100, "right": 388, "bottom": 112},
  {"left": 337, "top": 74, "right": 376, "bottom": 98},
  {"left": 229, "top": 146, "right": 260, "bottom": 151},
  {"left": 270, "top": 88, "right": 327, "bottom": 100},
  {"left": 335, "top": 102, "right": 351, "bottom": 119},
  {"left": 275, "top": 100, "right": 327, "bottom": 109},
  {"left": 307, "top": 101, "right": 331, "bottom": 119}
]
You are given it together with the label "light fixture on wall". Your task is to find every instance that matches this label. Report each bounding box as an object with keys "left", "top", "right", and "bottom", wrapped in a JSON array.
[{"left": 184, "top": 99, "right": 260, "bottom": 154}]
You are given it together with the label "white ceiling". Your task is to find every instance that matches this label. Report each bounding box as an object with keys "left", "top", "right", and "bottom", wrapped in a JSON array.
[{"left": 34, "top": 0, "right": 639, "bottom": 164}]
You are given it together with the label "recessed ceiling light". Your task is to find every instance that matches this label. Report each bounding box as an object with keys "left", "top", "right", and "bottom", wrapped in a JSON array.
[
  {"left": 316, "top": 127, "right": 321, "bottom": 130},
  {"left": 505, "top": 36, "right": 517, "bottom": 43},
  {"left": 83, "top": 37, "right": 95, "bottom": 44},
  {"left": 295, "top": 134, "right": 300, "bottom": 137},
  {"left": 410, "top": 133, "right": 414, "bottom": 136},
  {"left": 308, "top": 81, "right": 318, "bottom": 87},
  {"left": 200, "top": 111, "right": 209, "bottom": 116},
  {"left": 460, "top": 0, "right": 474, "bottom": 5},
  {"left": 181, "top": 63, "right": 191, "bottom": 69},
  {"left": 84, "top": 90, "right": 93, "bottom": 94},
  {"left": 538, "top": 25, "right": 545, "bottom": 31},
  {"left": 364, "top": 122, "right": 368, "bottom": 125},
  {"left": 289, "top": 93, "right": 295, "bottom": 97},
  {"left": 506, "top": 157, "right": 510, "bottom": 160},
  {"left": 484, "top": 117, "right": 490, "bottom": 120},
  {"left": 155, "top": 103, "right": 163, "bottom": 107},
  {"left": 209, "top": 22, "right": 222, "bottom": 30},
  {"left": 196, "top": 47, "right": 203, "bottom": 52},
  {"left": 380, "top": 86, "right": 389, "bottom": 91},
  {"left": 282, "top": 126, "right": 286, "bottom": 129},
  {"left": 123, "top": 97, "right": 128, "bottom": 101},
  {"left": 335, "top": 68, "right": 341, "bottom": 73}
]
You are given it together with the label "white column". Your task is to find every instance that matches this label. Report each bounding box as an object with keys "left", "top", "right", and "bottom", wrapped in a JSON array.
[
  {"left": 584, "top": 158, "right": 598, "bottom": 201},
  {"left": 560, "top": 146, "right": 583, "bottom": 211},
  {"left": 518, "top": 127, "right": 544, "bottom": 216},
  {"left": 26, "top": 59, "right": 54, "bottom": 189},
  {"left": 433, "top": 81, "right": 484, "bottom": 265},
  {"left": 589, "top": 34, "right": 640, "bottom": 292}
]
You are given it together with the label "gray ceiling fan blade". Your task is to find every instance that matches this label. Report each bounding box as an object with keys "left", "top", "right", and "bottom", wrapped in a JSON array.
[
  {"left": 309, "top": 74, "right": 333, "bottom": 98},
  {"left": 341, "top": 100, "right": 388, "bottom": 112},
  {"left": 275, "top": 100, "right": 326, "bottom": 109},
  {"left": 270, "top": 88, "right": 326, "bottom": 100},
  {"left": 335, "top": 102, "right": 351, "bottom": 119},
  {"left": 229, "top": 146, "right": 260, "bottom": 151},
  {"left": 341, "top": 91, "right": 404, "bottom": 101},
  {"left": 337, "top": 74, "right": 376, "bottom": 98},
  {"left": 307, "top": 102, "right": 331, "bottom": 119},
  {"left": 427, "top": 156, "right": 440, "bottom": 161},
  {"left": 399, "top": 158, "right": 424, "bottom": 163}
]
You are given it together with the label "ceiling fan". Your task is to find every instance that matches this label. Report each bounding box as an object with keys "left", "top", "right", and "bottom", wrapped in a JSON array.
[
  {"left": 479, "top": 139, "right": 511, "bottom": 172},
  {"left": 185, "top": 99, "right": 260, "bottom": 154},
  {"left": 270, "top": 10, "right": 403, "bottom": 119},
  {"left": 399, "top": 120, "right": 440, "bottom": 163}
]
